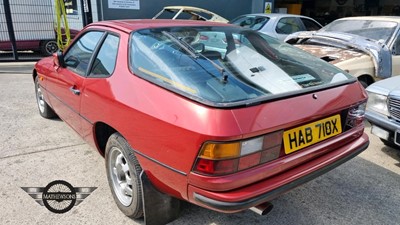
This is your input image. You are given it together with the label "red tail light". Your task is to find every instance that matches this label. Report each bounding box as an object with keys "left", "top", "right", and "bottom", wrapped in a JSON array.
[
  {"left": 346, "top": 101, "right": 367, "bottom": 128},
  {"left": 193, "top": 131, "right": 283, "bottom": 176}
]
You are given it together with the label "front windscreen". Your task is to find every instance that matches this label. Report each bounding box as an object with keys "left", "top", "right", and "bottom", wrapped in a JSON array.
[
  {"left": 129, "top": 26, "right": 354, "bottom": 107},
  {"left": 321, "top": 19, "right": 398, "bottom": 43}
]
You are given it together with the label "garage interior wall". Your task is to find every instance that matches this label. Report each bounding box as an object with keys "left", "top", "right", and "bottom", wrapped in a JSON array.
[{"left": 301, "top": 0, "right": 400, "bottom": 20}]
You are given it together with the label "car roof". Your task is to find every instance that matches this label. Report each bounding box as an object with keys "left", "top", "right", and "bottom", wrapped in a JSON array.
[
  {"left": 85, "top": 19, "right": 231, "bottom": 33},
  {"left": 234, "top": 13, "right": 315, "bottom": 19},
  {"left": 335, "top": 16, "right": 400, "bottom": 23}
]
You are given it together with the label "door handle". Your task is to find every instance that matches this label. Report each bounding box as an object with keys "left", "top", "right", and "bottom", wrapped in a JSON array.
[{"left": 69, "top": 86, "right": 81, "bottom": 95}]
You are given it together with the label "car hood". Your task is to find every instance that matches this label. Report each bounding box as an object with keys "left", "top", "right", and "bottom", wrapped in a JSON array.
[
  {"left": 366, "top": 76, "right": 400, "bottom": 96},
  {"left": 285, "top": 31, "right": 392, "bottom": 78},
  {"left": 295, "top": 45, "right": 365, "bottom": 64}
]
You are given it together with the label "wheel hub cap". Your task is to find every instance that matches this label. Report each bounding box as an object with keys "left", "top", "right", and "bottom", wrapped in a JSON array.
[{"left": 109, "top": 147, "right": 133, "bottom": 206}]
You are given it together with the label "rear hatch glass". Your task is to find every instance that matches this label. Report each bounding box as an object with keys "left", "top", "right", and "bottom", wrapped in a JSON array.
[{"left": 129, "top": 26, "right": 355, "bottom": 107}]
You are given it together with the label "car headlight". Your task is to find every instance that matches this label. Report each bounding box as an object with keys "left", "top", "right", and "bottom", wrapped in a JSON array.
[{"left": 366, "top": 91, "right": 389, "bottom": 116}]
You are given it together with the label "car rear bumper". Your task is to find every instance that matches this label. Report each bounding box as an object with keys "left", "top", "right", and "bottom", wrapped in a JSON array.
[{"left": 188, "top": 133, "right": 369, "bottom": 213}]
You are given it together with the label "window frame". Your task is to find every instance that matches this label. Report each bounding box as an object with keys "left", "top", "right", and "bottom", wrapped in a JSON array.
[
  {"left": 88, "top": 32, "right": 121, "bottom": 78},
  {"left": 62, "top": 29, "right": 121, "bottom": 78}
]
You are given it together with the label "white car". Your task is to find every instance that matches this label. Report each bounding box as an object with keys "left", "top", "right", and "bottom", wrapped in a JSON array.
[
  {"left": 366, "top": 76, "right": 400, "bottom": 149},
  {"left": 153, "top": 6, "right": 228, "bottom": 23},
  {"left": 230, "top": 13, "right": 322, "bottom": 41}
]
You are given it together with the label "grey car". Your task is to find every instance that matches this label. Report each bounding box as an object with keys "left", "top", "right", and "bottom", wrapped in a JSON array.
[
  {"left": 230, "top": 13, "right": 322, "bottom": 41},
  {"left": 365, "top": 76, "right": 400, "bottom": 148}
]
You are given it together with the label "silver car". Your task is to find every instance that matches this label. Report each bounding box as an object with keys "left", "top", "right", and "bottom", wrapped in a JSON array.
[
  {"left": 365, "top": 76, "right": 400, "bottom": 149},
  {"left": 285, "top": 17, "right": 400, "bottom": 87},
  {"left": 230, "top": 13, "right": 322, "bottom": 41}
]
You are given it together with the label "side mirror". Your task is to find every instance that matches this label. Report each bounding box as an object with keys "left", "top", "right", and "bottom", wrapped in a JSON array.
[{"left": 53, "top": 51, "right": 66, "bottom": 68}]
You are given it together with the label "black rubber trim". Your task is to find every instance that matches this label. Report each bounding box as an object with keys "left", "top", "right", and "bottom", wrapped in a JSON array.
[
  {"left": 194, "top": 141, "right": 369, "bottom": 212},
  {"left": 134, "top": 150, "right": 187, "bottom": 176}
]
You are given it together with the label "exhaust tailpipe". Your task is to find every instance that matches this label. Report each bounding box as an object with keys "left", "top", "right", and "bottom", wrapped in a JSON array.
[{"left": 249, "top": 202, "right": 273, "bottom": 216}]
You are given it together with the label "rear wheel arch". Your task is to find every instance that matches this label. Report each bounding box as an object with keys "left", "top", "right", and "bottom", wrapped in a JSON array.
[
  {"left": 93, "top": 122, "right": 118, "bottom": 156},
  {"left": 357, "top": 74, "right": 374, "bottom": 88},
  {"left": 93, "top": 122, "right": 146, "bottom": 168}
]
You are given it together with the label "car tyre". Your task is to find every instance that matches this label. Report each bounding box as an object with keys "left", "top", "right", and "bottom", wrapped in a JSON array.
[
  {"left": 105, "top": 133, "right": 144, "bottom": 219},
  {"left": 35, "top": 76, "right": 57, "bottom": 118},
  {"left": 40, "top": 40, "right": 58, "bottom": 56}
]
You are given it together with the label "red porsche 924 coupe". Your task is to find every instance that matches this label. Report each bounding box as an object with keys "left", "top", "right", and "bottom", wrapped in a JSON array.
[{"left": 33, "top": 19, "right": 369, "bottom": 224}]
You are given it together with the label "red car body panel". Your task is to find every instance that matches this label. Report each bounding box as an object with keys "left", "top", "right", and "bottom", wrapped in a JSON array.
[{"left": 34, "top": 19, "right": 369, "bottom": 213}]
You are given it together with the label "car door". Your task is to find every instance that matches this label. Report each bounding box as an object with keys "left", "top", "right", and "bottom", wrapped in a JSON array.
[{"left": 46, "top": 31, "right": 105, "bottom": 135}]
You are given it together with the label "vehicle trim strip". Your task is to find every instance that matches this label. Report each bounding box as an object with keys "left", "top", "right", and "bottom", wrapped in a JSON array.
[{"left": 133, "top": 150, "right": 187, "bottom": 176}]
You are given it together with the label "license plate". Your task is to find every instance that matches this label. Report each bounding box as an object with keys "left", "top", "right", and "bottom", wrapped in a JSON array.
[{"left": 283, "top": 115, "right": 342, "bottom": 154}]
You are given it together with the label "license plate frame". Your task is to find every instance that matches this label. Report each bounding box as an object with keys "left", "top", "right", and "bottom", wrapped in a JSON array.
[{"left": 283, "top": 115, "right": 342, "bottom": 154}]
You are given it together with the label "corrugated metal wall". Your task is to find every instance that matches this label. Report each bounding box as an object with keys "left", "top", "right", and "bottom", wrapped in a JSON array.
[
  {"left": 0, "top": 1, "right": 10, "bottom": 42},
  {"left": 1, "top": 0, "right": 55, "bottom": 41}
]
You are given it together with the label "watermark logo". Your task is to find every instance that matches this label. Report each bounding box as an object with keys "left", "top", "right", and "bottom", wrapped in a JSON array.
[{"left": 21, "top": 180, "right": 97, "bottom": 214}]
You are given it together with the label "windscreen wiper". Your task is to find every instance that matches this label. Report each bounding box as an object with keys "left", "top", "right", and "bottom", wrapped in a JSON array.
[
  {"left": 162, "top": 31, "right": 229, "bottom": 83},
  {"left": 162, "top": 31, "right": 199, "bottom": 58}
]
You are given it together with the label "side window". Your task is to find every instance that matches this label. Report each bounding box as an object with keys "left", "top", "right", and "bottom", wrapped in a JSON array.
[
  {"left": 276, "top": 17, "right": 302, "bottom": 34},
  {"left": 89, "top": 34, "right": 120, "bottom": 76},
  {"left": 301, "top": 18, "right": 322, "bottom": 31},
  {"left": 231, "top": 16, "right": 269, "bottom": 31},
  {"left": 230, "top": 16, "right": 250, "bottom": 26},
  {"left": 64, "top": 31, "right": 104, "bottom": 76},
  {"left": 251, "top": 17, "right": 269, "bottom": 30}
]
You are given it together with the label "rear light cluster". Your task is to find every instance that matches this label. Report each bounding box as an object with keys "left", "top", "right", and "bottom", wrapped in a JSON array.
[
  {"left": 345, "top": 101, "right": 367, "bottom": 129},
  {"left": 193, "top": 131, "right": 283, "bottom": 176}
]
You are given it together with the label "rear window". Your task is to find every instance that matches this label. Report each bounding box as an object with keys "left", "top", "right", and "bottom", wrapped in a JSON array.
[
  {"left": 129, "top": 26, "right": 354, "bottom": 107},
  {"left": 230, "top": 15, "right": 270, "bottom": 31}
]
